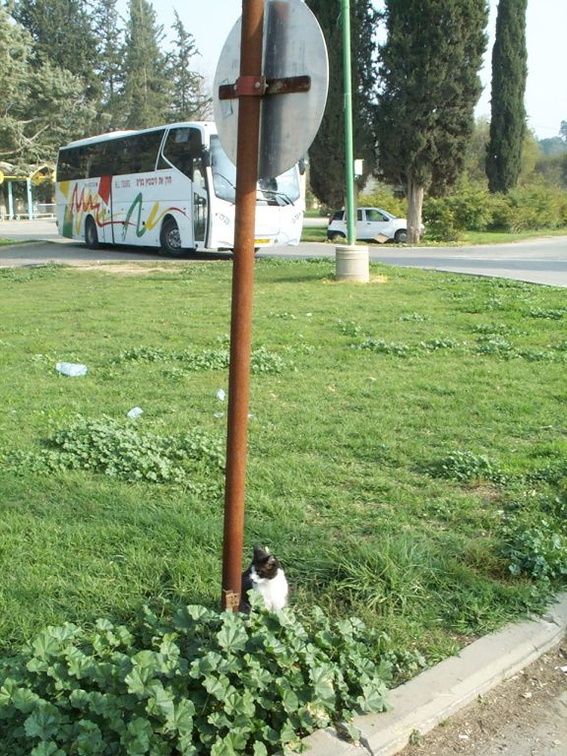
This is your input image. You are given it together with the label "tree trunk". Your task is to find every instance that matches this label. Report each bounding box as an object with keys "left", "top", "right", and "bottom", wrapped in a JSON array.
[{"left": 406, "top": 178, "right": 424, "bottom": 243}]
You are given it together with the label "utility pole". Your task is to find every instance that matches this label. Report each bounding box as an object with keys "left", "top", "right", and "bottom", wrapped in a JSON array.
[
  {"left": 221, "top": 0, "right": 264, "bottom": 612},
  {"left": 341, "top": 0, "right": 355, "bottom": 246}
]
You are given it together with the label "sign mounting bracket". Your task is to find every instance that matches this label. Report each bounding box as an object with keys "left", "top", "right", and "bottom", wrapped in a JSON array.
[{"left": 218, "top": 75, "right": 311, "bottom": 100}]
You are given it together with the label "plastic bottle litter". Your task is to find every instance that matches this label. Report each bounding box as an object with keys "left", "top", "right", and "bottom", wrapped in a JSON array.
[
  {"left": 126, "top": 407, "right": 144, "bottom": 419},
  {"left": 216, "top": 389, "right": 226, "bottom": 401},
  {"left": 56, "top": 362, "right": 88, "bottom": 377}
]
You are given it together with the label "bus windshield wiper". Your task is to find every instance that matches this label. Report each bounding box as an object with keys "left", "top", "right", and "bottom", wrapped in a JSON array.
[{"left": 258, "top": 188, "right": 293, "bottom": 205}]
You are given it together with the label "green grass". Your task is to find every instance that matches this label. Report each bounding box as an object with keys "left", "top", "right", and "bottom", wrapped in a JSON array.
[
  {"left": 300, "top": 226, "right": 329, "bottom": 242},
  {"left": 300, "top": 225, "right": 567, "bottom": 244},
  {"left": 0, "top": 259, "right": 566, "bottom": 671},
  {"left": 0, "top": 238, "right": 30, "bottom": 246},
  {"left": 462, "top": 228, "right": 567, "bottom": 244}
]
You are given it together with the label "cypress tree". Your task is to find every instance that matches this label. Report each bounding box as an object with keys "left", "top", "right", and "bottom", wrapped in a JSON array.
[
  {"left": 486, "top": 0, "right": 528, "bottom": 193},
  {"left": 376, "top": 0, "right": 488, "bottom": 242}
]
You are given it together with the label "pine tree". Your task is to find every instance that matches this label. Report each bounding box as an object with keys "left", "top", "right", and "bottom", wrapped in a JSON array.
[
  {"left": 486, "top": 0, "right": 528, "bottom": 193},
  {"left": 0, "top": 5, "right": 95, "bottom": 170},
  {"left": 0, "top": 4, "right": 33, "bottom": 167},
  {"left": 12, "top": 0, "right": 101, "bottom": 100},
  {"left": 123, "top": 0, "right": 170, "bottom": 129},
  {"left": 305, "top": 0, "right": 378, "bottom": 208},
  {"left": 376, "top": 0, "right": 488, "bottom": 242},
  {"left": 93, "top": 0, "right": 127, "bottom": 131},
  {"left": 166, "top": 11, "right": 211, "bottom": 122}
]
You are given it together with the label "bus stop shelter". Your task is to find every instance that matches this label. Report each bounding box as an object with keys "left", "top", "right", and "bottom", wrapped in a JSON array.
[{"left": 0, "top": 165, "right": 55, "bottom": 221}]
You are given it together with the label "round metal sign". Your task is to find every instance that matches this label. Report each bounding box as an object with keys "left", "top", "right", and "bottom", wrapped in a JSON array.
[{"left": 213, "top": 0, "right": 329, "bottom": 178}]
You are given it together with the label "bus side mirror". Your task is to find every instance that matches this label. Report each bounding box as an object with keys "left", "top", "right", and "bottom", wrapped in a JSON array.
[
  {"left": 298, "top": 158, "right": 306, "bottom": 175},
  {"left": 201, "top": 149, "right": 211, "bottom": 168}
]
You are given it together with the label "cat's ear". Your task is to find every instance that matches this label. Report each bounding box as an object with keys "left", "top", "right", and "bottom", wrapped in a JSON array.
[{"left": 253, "top": 544, "right": 269, "bottom": 560}]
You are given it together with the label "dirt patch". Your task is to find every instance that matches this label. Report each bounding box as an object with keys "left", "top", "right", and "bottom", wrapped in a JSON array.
[
  {"left": 70, "top": 263, "right": 178, "bottom": 275},
  {"left": 400, "top": 637, "right": 567, "bottom": 755}
]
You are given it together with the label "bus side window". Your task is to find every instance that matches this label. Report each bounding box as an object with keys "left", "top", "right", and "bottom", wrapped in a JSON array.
[
  {"left": 161, "top": 127, "right": 203, "bottom": 178},
  {"left": 114, "top": 140, "right": 132, "bottom": 176},
  {"left": 131, "top": 130, "right": 165, "bottom": 173},
  {"left": 57, "top": 147, "right": 83, "bottom": 181},
  {"left": 89, "top": 143, "right": 111, "bottom": 178}
]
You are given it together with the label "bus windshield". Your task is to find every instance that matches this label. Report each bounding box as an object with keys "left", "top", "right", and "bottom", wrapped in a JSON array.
[{"left": 210, "top": 135, "right": 300, "bottom": 206}]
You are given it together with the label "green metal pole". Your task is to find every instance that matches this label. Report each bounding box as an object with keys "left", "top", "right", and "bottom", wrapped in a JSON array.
[{"left": 341, "top": 0, "right": 356, "bottom": 246}]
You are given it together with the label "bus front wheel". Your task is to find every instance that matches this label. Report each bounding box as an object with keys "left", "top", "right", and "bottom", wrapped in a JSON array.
[
  {"left": 85, "top": 217, "right": 100, "bottom": 249},
  {"left": 160, "top": 218, "right": 184, "bottom": 257}
]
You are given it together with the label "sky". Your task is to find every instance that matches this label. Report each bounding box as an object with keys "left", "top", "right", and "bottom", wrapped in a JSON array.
[{"left": 147, "top": 0, "right": 565, "bottom": 140}]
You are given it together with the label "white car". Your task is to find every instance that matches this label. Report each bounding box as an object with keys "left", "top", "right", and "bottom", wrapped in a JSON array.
[{"left": 327, "top": 206, "right": 417, "bottom": 243}]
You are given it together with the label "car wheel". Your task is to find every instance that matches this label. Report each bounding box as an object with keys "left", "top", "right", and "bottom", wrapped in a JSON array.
[
  {"left": 85, "top": 217, "right": 100, "bottom": 249},
  {"left": 328, "top": 232, "right": 347, "bottom": 243},
  {"left": 160, "top": 217, "right": 184, "bottom": 256},
  {"left": 394, "top": 229, "right": 407, "bottom": 243}
]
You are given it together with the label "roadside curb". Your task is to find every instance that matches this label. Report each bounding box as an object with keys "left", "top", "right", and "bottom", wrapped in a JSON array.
[{"left": 302, "top": 592, "right": 567, "bottom": 756}]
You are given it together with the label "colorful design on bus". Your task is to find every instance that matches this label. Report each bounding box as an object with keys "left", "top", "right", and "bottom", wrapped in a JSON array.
[
  {"left": 60, "top": 177, "right": 187, "bottom": 241},
  {"left": 121, "top": 192, "right": 187, "bottom": 240}
]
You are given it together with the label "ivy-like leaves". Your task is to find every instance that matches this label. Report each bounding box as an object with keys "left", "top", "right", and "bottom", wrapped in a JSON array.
[{"left": 0, "top": 603, "right": 391, "bottom": 755}]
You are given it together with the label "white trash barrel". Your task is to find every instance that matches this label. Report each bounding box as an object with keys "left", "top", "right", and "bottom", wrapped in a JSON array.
[{"left": 335, "top": 244, "right": 369, "bottom": 283}]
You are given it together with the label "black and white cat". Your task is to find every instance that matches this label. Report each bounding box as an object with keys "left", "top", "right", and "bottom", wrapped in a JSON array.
[{"left": 240, "top": 545, "right": 289, "bottom": 612}]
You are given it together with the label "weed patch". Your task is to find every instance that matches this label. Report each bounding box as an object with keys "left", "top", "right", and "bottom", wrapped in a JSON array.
[
  {"left": 0, "top": 602, "right": 391, "bottom": 755},
  {"left": 427, "top": 450, "right": 506, "bottom": 485},
  {"left": 115, "top": 344, "right": 288, "bottom": 374},
  {"left": 3, "top": 416, "right": 224, "bottom": 489}
]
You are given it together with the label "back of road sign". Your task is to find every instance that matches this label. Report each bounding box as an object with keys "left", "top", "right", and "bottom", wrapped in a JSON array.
[{"left": 213, "top": 0, "right": 329, "bottom": 178}]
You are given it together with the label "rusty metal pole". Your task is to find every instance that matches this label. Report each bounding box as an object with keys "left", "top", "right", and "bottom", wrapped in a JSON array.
[{"left": 221, "top": 0, "right": 264, "bottom": 612}]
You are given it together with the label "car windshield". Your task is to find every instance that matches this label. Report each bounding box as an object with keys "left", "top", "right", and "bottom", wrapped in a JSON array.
[{"left": 210, "top": 135, "right": 300, "bottom": 205}]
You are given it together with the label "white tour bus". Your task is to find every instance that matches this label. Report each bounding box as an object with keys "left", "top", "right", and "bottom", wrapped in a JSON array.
[{"left": 55, "top": 121, "right": 304, "bottom": 255}]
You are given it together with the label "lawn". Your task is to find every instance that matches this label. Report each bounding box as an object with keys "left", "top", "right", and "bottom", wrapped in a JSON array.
[
  {"left": 300, "top": 223, "right": 567, "bottom": 244},
  {"left": 1, "top": 258, "right": 566, "bottom": 671}
]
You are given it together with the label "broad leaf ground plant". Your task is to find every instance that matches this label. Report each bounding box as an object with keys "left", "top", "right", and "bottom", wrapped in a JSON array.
[{"left": 0, "top": 598, "right": 390, "bottom": 755}]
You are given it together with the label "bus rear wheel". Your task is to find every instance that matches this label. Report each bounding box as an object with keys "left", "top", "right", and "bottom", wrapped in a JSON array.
[
  {"left": 160, "top": 218, "right": 184, "bottom": 257},
  {"left": 85, "top": 217, "right": 100, "bottom": 249}
]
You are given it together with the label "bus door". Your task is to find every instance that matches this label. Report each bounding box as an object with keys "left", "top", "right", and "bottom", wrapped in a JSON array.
[
  {"left": 192, "top": 154, "right": 208, "bottom": 248},
  {"left": 160, "top": 127, "right": 209, "bottom": 249}
]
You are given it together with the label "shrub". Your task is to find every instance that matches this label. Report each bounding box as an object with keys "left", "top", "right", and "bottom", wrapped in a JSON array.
[
  {"left": 0, "top": 602, "right": 391, "bottom": 755},
  {"left": 422, "top": 185, "right": 567, "bottom": 238},
  {"left": 357, "top": 189, "right": 407, "bottom": 218},
  {"left": 488, "top": 186, "right": 566, "bottom": 232},
  {"left": 421, "top": 196, "right": 462, "bottom": 241}
]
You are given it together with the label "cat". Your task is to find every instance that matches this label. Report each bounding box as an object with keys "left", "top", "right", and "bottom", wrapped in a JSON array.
[{"left": 240, "top": 544, "right": 289, "bottom": 612}]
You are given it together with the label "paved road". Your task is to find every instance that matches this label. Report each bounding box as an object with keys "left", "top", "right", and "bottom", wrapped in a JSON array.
[
  {"left": 1, "top": 219, "right": 566, "bottom": 287},
  {"left": 263, "top": 236, "right": 567, "bottom": 288}
]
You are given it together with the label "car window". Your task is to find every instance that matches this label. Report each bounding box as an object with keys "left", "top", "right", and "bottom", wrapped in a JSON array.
[
  {"left": 366, "top": 209, "right": 388, "bottom": 222},
  {"left": 357, "top": 209, "right": 363, "bottom": 221}
]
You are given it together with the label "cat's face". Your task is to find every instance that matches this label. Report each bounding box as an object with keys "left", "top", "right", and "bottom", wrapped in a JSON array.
[{"left": 252, "top": 545, "right": 280, "bottom": 580}]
